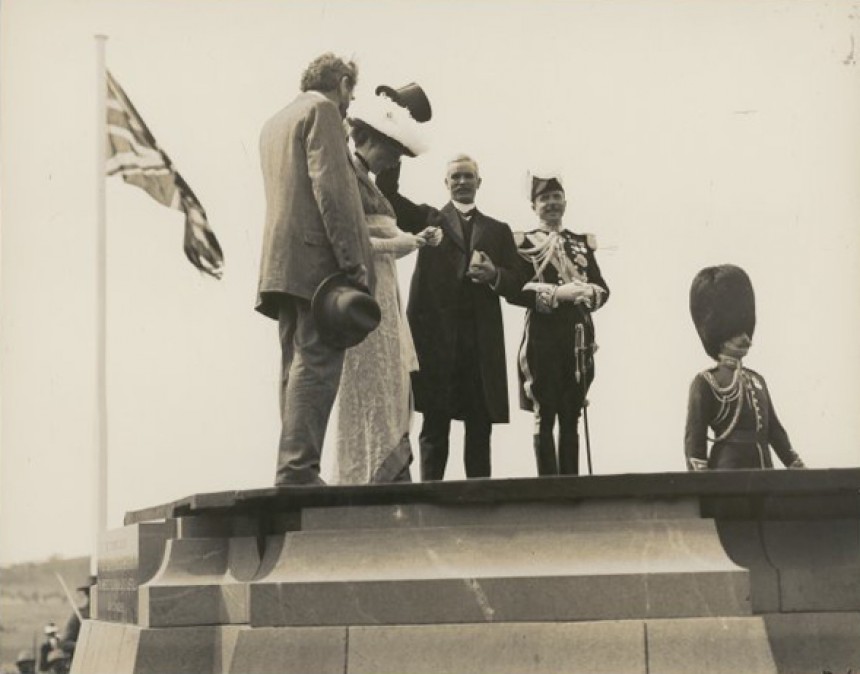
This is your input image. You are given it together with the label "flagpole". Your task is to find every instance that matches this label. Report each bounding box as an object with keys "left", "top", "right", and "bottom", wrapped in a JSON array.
[{"left": 94, "top": 34, "right": 108, "bottom": 576}]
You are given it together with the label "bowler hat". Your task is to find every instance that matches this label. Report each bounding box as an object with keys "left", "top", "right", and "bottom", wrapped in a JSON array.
[
  {"left": 375, "top": 82, "right": 432, "bottom": 123},
  {"left": 690, "top": 264, "right": 756, "bottom": 360},
  {"left": 312, "top": 272, "right": 381, "bottom": 349}
]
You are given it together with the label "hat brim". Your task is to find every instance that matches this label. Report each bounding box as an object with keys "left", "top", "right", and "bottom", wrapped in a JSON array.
[
  {"left": 349, "top": 95, "right": 427, "bottom": 157},
  {"left": 311, "top": 272, "right": 381, "bottom": 349},
  {"left": 312, "top": 272, "right": 347, "bottom": 319},
  {"left": 375, "top": 84, "right": 399, "bottom": 101},
  {"left": 374, "top": 129, "right": 415, "bottom": 158}
]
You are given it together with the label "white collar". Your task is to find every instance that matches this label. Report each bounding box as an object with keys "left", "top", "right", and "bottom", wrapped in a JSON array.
[
  {"left": 538, "top": 223, "right": 566, "bottom": 233},
  {"left": 451, "top": 200, "right": 477, "bottom": 214}
]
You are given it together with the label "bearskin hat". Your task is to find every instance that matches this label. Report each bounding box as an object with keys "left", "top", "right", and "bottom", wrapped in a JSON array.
[{"left": 689, "top": 264, "right": 756, "bottom": 360}]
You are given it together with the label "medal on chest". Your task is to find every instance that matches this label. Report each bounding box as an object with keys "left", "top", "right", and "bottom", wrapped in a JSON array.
[{"left": 562, "top": 235, "right": 589, "bottom": 282}]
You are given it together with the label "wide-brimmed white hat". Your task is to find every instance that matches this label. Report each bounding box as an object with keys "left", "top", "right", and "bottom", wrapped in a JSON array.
[{"left": 348, "top": 91, "right": 428, "bottom": 157}]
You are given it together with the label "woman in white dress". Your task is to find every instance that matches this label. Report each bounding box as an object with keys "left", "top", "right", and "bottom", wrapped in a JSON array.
[{"left": 334, "top": 89, "right": 441, "bottom": 484}]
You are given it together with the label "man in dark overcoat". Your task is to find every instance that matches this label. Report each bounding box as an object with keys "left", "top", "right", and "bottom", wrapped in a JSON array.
[{"left": 378, "top": 155, "right": 521, "bottom": 480}]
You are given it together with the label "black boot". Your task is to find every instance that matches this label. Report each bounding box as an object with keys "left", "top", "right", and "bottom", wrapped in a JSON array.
[{"left": 558, "top": 425, "right": 580, "bottom": 475}]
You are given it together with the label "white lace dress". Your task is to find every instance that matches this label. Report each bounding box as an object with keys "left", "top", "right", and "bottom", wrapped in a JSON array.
[{"left": 334, "top": 165, "right": 419, "bottom": 484}]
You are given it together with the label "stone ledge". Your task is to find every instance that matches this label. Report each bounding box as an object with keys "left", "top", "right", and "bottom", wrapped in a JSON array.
[
  {"left": 246, "top": 514, "right": 749, "bottom": 626},
  {"left": 250, "top": 573, "right": 750, "bottom": 627},
  {"left": 124, "top": 468, "right": 860, "bottom": 525},
  {"left": 138, "top": 537, "right": 260, "bottom": 628}
]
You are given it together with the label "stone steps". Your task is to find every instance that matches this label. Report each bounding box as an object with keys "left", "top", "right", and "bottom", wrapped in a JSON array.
[
  {"left": 74, "top": 613, "right": 860, "bottom": 674},
  {"left": 71, "top": 470, "right": 860, "bottom": 673}
]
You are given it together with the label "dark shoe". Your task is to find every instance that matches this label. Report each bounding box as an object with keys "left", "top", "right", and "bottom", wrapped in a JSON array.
[{"left": 274, "top": 475, "right": 327, "bottom": 487}]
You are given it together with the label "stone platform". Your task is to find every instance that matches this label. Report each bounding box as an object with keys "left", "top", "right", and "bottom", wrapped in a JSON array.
[{"left": 72, "top": 469, "right": 860, "bottom": 673}]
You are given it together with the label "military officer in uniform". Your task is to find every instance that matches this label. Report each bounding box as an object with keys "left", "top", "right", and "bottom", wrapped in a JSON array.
[{"left": 509, "top": 173, "right": 609, "bottom": 476}]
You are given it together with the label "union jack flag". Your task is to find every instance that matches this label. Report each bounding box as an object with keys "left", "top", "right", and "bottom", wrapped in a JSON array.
[{"left": 106, "top": 71, "right": 223, "bottom": 278}]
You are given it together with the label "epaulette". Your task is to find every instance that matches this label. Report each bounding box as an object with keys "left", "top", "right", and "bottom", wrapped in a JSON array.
[
  {"left": 585, "top": 233, "right": 598, "bottom": 250},
  {"left": 515, "top": 229, "right": 546, "bottom": 244}
]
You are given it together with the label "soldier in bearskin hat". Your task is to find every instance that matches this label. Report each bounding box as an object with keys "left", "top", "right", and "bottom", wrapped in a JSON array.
[
  {"left": 685, "top": 264, "right": 806, "bottom": 470},
  {"left": 508, "top": 173, "right": 610, "bottom": 476}
]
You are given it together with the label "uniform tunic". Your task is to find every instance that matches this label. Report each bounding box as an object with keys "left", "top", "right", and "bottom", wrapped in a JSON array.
[
  {"left": 685, "top": 366, "right": 802, "bottom": 470},
  {"left": 510, "top": 229, "right": 609, "bottom": 413}
]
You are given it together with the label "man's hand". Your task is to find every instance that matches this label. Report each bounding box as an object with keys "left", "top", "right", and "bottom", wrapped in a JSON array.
[
  {"left": 417, "top": 226, "right": 443, "bottom": 247},
  {"left": 467, "top": 251, "right": 497, "bottom": 284},
  {"left": 425, "top": 212, "right": 448, "bottom": 240},
  {"left": 344, "top": 264, "right": 369, "bottom": 292},
  {"left": 555, "top": 281, "right": 593, "bottom": 306},
  {"left": 405, "top": 234, "right": 427, "bottom": 252},
  {"left": 522, "top": 282, "right": 554, "bottom": 295}
]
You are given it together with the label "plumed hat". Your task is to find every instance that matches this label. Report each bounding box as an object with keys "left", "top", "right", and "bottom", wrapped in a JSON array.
[
  {"left": 312, "top": 272, "right": 381, "bottom": 349},
  {"left": 689, "top": 264, "right": 756, "bottom": 360},
  {"left": 375, "top": 82, "right": 432, "bottom": 123},
  {"left": 348, "top": 85, "right": 430, "bottom": 157},
  {"left": 527, "top": 170, "right": 565, "bottom": 202}
]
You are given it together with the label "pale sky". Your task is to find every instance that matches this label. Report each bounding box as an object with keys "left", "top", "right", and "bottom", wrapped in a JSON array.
[{"left": 2, "top": 0, "right": 859, "bottom": 565}]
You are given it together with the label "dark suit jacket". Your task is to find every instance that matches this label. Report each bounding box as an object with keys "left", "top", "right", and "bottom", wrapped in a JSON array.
[
  {"left": 256, "top": 92, "right": 374, "bottom": 318},
  {"left": 379, "top": 172, "right": 521, "bottom": 421}
]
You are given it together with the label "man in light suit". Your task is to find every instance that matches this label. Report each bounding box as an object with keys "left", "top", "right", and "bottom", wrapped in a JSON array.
[
  {"left": 256, "top": 53, "right": 375, "bottom": 486},
  {"left": 378, "top": 155, "right": 521, "bottom": 480}
]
